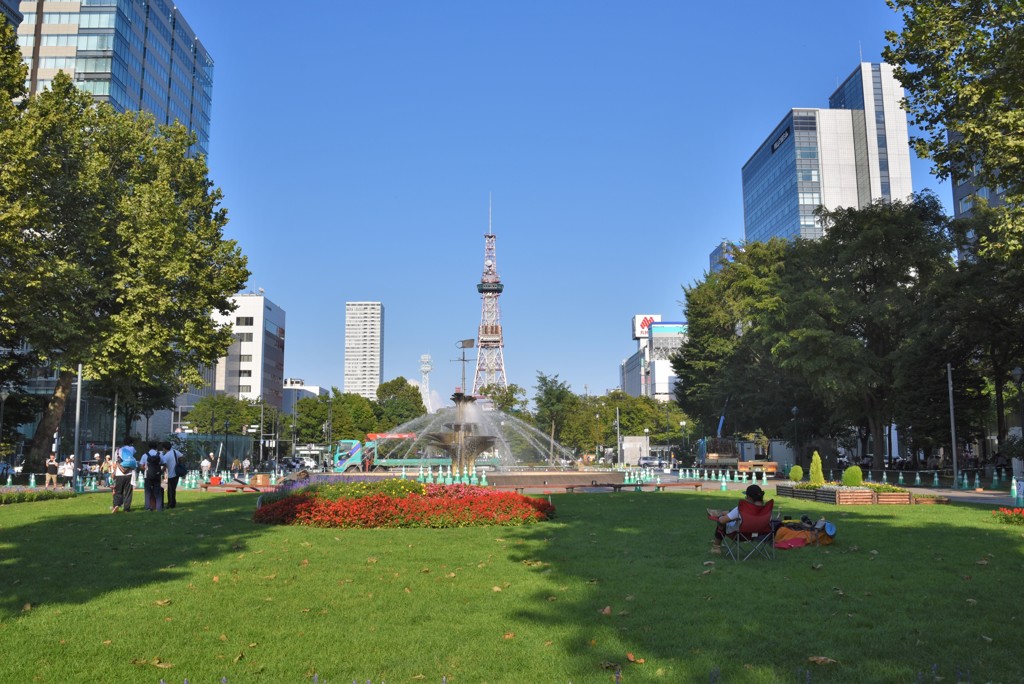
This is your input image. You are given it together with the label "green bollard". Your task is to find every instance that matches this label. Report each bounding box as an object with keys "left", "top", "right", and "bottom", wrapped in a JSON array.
[
  {"left": 898, "top": 472, "right": 904, "bottom": 485},
  {"left": 932, "top": 472, "right": 939, "bottom": 487},
  {"left": 973, "top": 471, "right": 980, "bottom": 489},
  {"left": 29, "top": 473, "right": 37, "bottom": 488},
  {"left": 991, "top": 471, "right": 999, "bottom": 489},
  {"left": 914, "top": 472, "right": 921, "bottom": 486},
  {"left": 480, "top": 469, "right": 488, "bottom": 487}
]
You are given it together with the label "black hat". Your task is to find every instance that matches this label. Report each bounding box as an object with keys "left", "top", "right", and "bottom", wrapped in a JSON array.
[{"left": 745, "top": 484, "right": 764, "bottom": 502}]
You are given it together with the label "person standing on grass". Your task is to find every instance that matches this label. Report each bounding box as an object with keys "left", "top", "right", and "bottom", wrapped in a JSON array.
[
  {"left": 111, "top": 438, "right": 137, "bottom": 513},
  {"left": 162, "top": 441, "right": 182, "bottom": 509},
  {"left": 45, "top": 453, "right": 59, "bottom": 489},
  {"left": 201, "top": 454, "right": 212, "bottom": 479},
  {"left": 100, "top": 454, "right": 113, "bottom": 487},
  {"left": 142, "top": 443, "right": 164, "bottom": 511}
]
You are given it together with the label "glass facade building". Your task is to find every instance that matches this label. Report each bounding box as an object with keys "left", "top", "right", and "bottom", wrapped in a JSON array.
[
  {"left": 17, "top": 0, "right": 212, "bottom": 155},
  {"left": 1, "top": 0, "right": 21, "bottom": 27},
  {"left": 742, "top": 63, "right": 911, "bottom": 243}
]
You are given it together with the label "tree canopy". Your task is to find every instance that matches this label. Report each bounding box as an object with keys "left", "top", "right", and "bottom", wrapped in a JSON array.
[
  {"left": 884, "top": 0, "right": 1024, "bottom": 252},
  {"left": 0, "top": 24, "right": 249, "bottom": 469}
]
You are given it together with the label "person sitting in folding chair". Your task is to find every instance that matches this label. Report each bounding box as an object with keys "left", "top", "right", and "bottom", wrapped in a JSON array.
[{"left": 709, "top": 484, "right": 774, "bottom": 558}]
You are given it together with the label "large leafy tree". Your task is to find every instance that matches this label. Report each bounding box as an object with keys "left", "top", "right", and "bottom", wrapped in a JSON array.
[
  {"left": 771, "top": 194, "right": 954, "bottom": 468},
  {"left": 478, "top": 383, "right": 530, "bottom": 417},
  {"left": 185, "top": 394, "right": 260, "bottom": 436},
  {"left": 533, "top": 373, "right": 578, "bottom": 446},
  {"left": 884, "top": 0, "right": 1024, "bottom": 252},
  {"left": 0, "top": 54, "right": 248, "bottom": 469},
  {"left": 374, "top": 377, "right": 426, "bottom": 430}
]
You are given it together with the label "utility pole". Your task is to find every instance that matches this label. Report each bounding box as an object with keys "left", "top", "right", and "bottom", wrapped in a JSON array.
[{"left": 616, "top": 407, "right": 621, "bottom": 467}]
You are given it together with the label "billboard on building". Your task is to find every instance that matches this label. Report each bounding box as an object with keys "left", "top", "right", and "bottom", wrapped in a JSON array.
[{"left": 631, "top": 314, "right": 662, "bottom": 340}]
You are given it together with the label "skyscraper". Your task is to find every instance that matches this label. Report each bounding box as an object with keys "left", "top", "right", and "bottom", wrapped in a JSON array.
[
  {"left": 742, "top": 62, "right": 912, "bottom": 243},
  {"left": 344, "top": 302, "right": 384, "bottom": 400},
  {"left": 1, "top": 0, "right": 21, "bottom": 27},
  {"left": 17, "top": 0, "right": 213, "bottom": 155}
]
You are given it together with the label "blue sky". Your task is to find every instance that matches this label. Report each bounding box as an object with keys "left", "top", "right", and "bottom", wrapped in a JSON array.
[{"left": 179, "top": 1, "right": 946, "bottom": 407}]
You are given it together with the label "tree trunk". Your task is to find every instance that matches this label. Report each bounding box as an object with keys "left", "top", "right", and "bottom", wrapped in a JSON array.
[
  {"left": 867, "top": 412, "right": 887, "bottom": 471},
  {"left": 26, "top": 369, "right": 75, "bottom": 472}
]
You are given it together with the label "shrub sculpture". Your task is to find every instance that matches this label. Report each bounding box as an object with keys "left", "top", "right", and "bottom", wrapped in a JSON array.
[
  {"left": 842, "top": 465, "right": 864, "bottom": 486},
  {"left": 788, "top": 465, "right": 804, "bottom": 482},
  {"left": 254, "top": 481, "right": 555, "bottom": 528},
  {"left": 809, "top": 451, "right": 825, "bottom": 486}
]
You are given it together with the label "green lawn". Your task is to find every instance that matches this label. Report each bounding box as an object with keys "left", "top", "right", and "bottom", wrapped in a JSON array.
[{"left": 0, "top": 488, "right": 1021, "bottom": 683}]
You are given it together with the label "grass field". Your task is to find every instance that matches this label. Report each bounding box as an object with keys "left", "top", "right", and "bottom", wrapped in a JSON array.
[{"left": 0, "top": 488, "right": 1021, "bottom": 683}]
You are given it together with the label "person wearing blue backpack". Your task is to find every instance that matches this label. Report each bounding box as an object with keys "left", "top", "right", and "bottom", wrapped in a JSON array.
[{"left": 111, "top": 437, "right": 137, "bottom": 513}]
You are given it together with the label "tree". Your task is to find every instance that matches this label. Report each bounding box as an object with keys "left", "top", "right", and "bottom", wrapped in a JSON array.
[
  {"left": 533, "top": 373, "right": 578, "bottom": 447},
  {"left": 185, "top": 395, "right": 258, "bottom": 436},
  {"left": 0, "top": 64, "right": 248, "bottom": 470},
  {"left": 771, "top": 194, "right": 954, "bottom": 469},
  {"left": 478, "top": 383, "right": 530, "bottom": 416},
  {"left": 884, "top": 0, "right": 1024, "bottom": 252},
  {"left": 374, "top": 377, "right": 426, "bottom": 430}
]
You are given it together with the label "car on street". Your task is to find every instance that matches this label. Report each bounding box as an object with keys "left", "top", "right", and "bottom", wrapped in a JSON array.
[{"left": 638, "top": 456, "right": 664, "bottom": 468}]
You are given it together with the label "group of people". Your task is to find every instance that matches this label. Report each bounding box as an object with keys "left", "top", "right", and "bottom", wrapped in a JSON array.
[
  {"left": 43, "top": 453, "right": 76, "bottom": 488},
  {"left": 109, "top": 437, "right": 185, "bottom": 513}
]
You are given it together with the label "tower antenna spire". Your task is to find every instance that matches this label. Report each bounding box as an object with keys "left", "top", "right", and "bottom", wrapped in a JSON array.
[{"left": 471, "top": 207, "right": 507, "bottom": 394}]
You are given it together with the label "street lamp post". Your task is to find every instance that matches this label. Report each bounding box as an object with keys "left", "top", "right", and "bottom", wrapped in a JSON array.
[
  {"left": 594, "top": 414, "right": 600, "bottom": 464},
  {"left": 680, "top": 420, "right": 687, "bottom": 454},
  {"left": 791, "top": 406, "right": 799, "bottom": 467},
  {"left": 644, "top": 428, "right": 650, "bottom": 464},
  {"left": 0, "top": 388, "right": 9, "bottom": 468}
]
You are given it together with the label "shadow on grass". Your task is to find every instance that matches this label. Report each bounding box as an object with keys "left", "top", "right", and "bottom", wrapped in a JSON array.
[
  {"left": 0, "top": 489, "right": 269, "bottom": 619},
  {"left": 502, "top": 490, "right": 1024, "bottom": 682}
]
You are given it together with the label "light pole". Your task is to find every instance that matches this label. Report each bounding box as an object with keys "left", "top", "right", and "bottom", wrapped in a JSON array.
[
  {"left": 644, "top": 427, "right": 650, "bottom": 464},
  {"left": 791, "top": 406, "right": 799, "bottom": 467},
  {"left": 0, "top": 387, "right": 9, "bottom": 468},
  {"left": 680, "top": 420, "right": 687, "bottom": 455},
  {"left": 615, "top": 407, "right": 621, "bottom": 467},
  {"left": 594, "top": 413, "right": 600, "bottom": 464}
]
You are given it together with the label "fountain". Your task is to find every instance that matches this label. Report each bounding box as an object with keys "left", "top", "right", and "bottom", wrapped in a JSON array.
[{"left": 422, "top": 391, "right": 497, "bottom": 473}]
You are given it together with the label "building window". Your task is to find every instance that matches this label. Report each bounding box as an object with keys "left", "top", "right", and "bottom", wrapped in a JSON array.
[
  {"left": 238, "top": 385, "right": 251, "bottom": 393},
  {"left": 236, "top": 316, "right": 254, "bottom": 326},
  {"left": 236, "top": 332, "right": 253, "bottom": 342},
  {"left": 238, "top": 370, "right": 252, "bottom": 377},
  {"left": 239, "top": 354, "right": 252, "bottom": 362}
]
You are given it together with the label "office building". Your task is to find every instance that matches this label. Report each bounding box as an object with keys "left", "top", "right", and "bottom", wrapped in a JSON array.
[
  {"left": 213, "top": 293, "right": 286, "bottom": 409},
  {"left": 17, "top": 0, "right": 213, "bottom": 155},
  {"left": 282, "top": 378, "right": 328, "bottom": 416},
  {"left": 2, "top": 0, "right": 21, "bottom": 27},
  {"left": 742, "top": 62, "right": 912, "bottom": 243},
  {"left": 344, "top": 302, "right": 384, "bottom": 400},
  {"left": 709, "top": 240, "right": 741, "bottom": 274},
  {"left": 620, "top": 315, "right": 687, "bottom": 402}
]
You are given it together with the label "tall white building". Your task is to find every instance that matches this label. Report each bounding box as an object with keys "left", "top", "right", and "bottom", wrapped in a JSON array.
[
  {"left": 213, "top": 293, "right": 286, "bottom": 409},
  {"left": 742, "top": 62, "right": 913, "bottom": 243},
  {"left": 344, "top": 302, "right": 384, "bottom": 400},
  {"left": 282, "top": 378, "right": 328, "bottom": 415}
]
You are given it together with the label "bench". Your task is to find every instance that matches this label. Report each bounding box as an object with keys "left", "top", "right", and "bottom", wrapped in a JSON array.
[
  {"left": 737, "top": 461, "right": 779, "bottom": 475},
  {"left": 652, "top": 482, "right": 704, "bottom": 492},
  {"left": 504, "top": 482, "right": 704, "bottom": 494},
  {"left": 199, "top": 478, "right": 264, "bottom": 493}
]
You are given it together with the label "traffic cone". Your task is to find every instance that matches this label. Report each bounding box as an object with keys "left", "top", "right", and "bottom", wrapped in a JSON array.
[
  {"left": 29, "top": 473, "right": 36, "bottom": 488},
  {"left": 719, "top": 478, "right": 728, "bottom": 491},
  {"left": 480, "top": 470, "right": 488, "bottom": 487},
  {"left": 914, "top": 472, "right": 921, "bottom": 486},
  {"left": 973, "top": 471, "right": 980, "bottom": 489},
  {"left": 898, "top": 472, "right": 905, "bottom": 485},
  {"left": 932, "top": 472, "right": 939, "bottom": 487}
]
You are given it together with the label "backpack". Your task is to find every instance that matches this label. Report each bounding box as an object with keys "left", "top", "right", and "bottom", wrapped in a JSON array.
[
  {"left": 170, "top": 450, "right": 188, "bottom": 478},
  {"left": 118, "top": 448, "right": 137, "bottom": 471},
  {"left": 145, "top": 452, "right": 163, "bottom": 480}
]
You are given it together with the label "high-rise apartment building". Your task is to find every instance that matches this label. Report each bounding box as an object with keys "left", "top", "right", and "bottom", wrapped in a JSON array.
[
  {"left": 2, "top": 0, "right": 21, "bottom": 27},
  {"left": 213, "top": 293, "right": 286, "bottom": 410},
  {"left": 742, "top": 62, "right": 912, "bottom": 243},
  {"left": 17, "top": 0, "right": 213, "bottom": 155},
  {"left": 344, "top": 302, "right": 384, "bottom": 400}
]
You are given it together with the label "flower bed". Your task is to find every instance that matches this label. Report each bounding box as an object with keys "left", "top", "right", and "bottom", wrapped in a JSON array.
[
  {"left": 254, "top": 481, "right": 555, "bottom": 528},
  {"left": 775, "top": 483, "right": 911, "bottom": 505},
  {"left": 991, "top": 507, "right": 1024, "bottom": 525}
]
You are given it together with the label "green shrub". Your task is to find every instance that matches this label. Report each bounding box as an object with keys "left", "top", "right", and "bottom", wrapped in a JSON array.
[
  {"left": 809, "top": 451, "right": 825, "bottom": 486},
  {"left": 842, "top": 466, "right": 864, "bottom": 486},
  {"left": 303, "top": 479, "right": 426, "bottom": 501},
  {"left": 788, "top": 465, "right": 804, "bottom": 482},
  {"left": 0, "top": 488, "right": 77, "bottom": 505}
]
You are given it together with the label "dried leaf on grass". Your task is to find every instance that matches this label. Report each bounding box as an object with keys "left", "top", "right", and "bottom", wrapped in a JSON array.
[
  {"left": 492, "top": 586, "right": 502, "bottom": 592},
  {"left": 503, "top": 632, "right": 515, "bottom": 639},
  {"left": 808, "top": 656, "right": 837, "bottom": 665},
  {"left": 154, "top": 599, "right": 172, "bottom": 607},
  {"left": 626, "top": 652, "right": 646, "bottom": 664},
  {"left": 600, "top": 606, "right": 612, "bottom": 616},
  {"left": 703, "top": 561, "right": 715, "bottom": 566},
  {"left": 811, "top": 564, "right": 824, "bottom": 570}
]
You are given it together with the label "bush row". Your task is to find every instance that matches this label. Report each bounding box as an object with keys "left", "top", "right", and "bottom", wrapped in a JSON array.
[{"left": 0, "top": 487, "right": 77, "bottom": 505}]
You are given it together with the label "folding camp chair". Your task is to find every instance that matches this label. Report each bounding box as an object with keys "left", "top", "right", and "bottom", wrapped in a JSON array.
[{"left": 722, "top": 499, "right": 776, "bottom": 561}]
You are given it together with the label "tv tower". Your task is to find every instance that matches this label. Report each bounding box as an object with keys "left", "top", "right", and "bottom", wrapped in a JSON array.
[
  {"left": 471, "top": 203, "right": 507, "bottom": 394},
  {"left": 419, "top": 354, "right": 433, "bottom": 413}
]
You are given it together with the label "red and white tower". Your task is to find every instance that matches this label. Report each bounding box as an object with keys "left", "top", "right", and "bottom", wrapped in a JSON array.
[{"left": 471, "top": 226, "right": 507, "bottom": 394}]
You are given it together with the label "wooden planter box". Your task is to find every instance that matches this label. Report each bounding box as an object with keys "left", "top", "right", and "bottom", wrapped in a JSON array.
[
  {"left": 774, "top": 485, "right": 911, "bottom": 505},
  {"left": 914, "top": 496, "right": 950, "bottom": 505}
]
